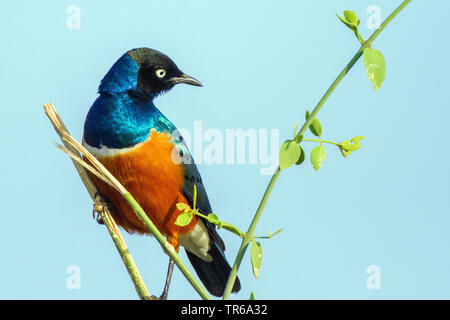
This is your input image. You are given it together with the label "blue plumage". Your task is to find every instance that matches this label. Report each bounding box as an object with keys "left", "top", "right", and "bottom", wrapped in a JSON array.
[
  {"left": 84, "top": 94, "right": 176, "bottom": 149},
  {"left": 99, "top": 53, "right": 139, "bottom": 95}
]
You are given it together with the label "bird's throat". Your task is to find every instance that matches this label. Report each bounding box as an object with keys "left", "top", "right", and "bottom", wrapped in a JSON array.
[{"left": 83, "top": 93, "right": 175, "bottom": 150}]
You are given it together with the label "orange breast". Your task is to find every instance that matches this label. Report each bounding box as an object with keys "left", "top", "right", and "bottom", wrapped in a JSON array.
[{"left": 88, "top": 130, "right": 197, "bottom": 250}]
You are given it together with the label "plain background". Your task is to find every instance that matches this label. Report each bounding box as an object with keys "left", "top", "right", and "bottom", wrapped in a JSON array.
[{"left": 1, "top": 0, "right": 449, "bottom": 299}]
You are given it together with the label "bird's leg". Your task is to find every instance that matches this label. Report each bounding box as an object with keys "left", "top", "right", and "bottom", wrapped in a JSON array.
[
  {"left": 92, "top": 192, "right": 116, "bottom": 225},
  {"left": 160, "top": 258, "right": 175, "bottom": 300}
]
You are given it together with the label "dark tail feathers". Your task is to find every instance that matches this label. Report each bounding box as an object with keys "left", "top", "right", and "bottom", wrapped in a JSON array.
[{"left": 186, "top": 242, "right": 241, "bottom": 297}]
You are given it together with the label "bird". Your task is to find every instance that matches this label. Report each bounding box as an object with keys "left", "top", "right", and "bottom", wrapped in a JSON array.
[{"left": 82, "top": 47, "right": 241, "bottom": 298}]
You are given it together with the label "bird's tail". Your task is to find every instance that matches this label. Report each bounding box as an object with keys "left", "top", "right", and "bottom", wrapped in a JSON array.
[{"left": 185, "top": 241, "right": 241, "bottom": 297}]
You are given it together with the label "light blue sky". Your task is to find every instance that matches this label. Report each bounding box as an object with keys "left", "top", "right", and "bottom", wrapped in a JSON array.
[{"left": 1, "top": 1, "right": 449, "bottom": 299}]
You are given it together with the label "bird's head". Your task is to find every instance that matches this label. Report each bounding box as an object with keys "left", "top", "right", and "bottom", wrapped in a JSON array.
[{"left": 98, "top": 47, "right": 202, "bottom": 98}]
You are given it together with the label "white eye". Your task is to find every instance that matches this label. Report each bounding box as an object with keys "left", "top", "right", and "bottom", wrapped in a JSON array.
[{"left": 155, "top": 69, "right": 166, "bottom": 78}]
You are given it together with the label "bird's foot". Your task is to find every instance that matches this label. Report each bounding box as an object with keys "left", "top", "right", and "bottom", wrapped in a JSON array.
[
  {"left": 142, "top": 293, "right": 170, "bottom": 300},
  {"left": 142, "top": 295, "right": 161, "bottom": 300},
  {"left": 92, "top": 192, "right": 116, "bottom": 225},
  {"left": 159, "top": 292, "right": 169, "bottom": 300}
]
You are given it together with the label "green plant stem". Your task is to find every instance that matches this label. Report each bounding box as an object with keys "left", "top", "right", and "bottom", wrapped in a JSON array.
[
  {"left": 122, "top": 192, "right": 211, "bottom": 300},
  {"left": 222, "top": 0, "right": 411, "bottom": 300},
  {"left": 296, "top": 0, "right": 411, "bottom": 141},
  {"left": 355, "top": 30, "right": 365, "bottom": 45},
  {"left": 302, "top": 138, "right": 340, "bottom": 146},
  {"left": 223, "top": 167, "right": 281, "bottom": 299},
  {"left": 94, "top": 200, "right": 151, "bottom": 299}
]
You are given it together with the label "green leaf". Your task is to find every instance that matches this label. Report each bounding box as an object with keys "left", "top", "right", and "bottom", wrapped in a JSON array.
[
  {"left": 249, "top": 292, "right": 256, "bottom": 300},
  {"left": 305, "top": 111, "right": 322, "bottom": 137},
  {"left": 175, "top": 210, "right": 193, "bottom": 227},
  {"left": 250, "top": 241, "right": 262, "bottom": 279},
  {"left": 337, "top": 13, "right": 358, "bottom": 31},
  {"left": 176, "top": 203, "right": 190, "bottom": 212},
  {"left": 363, "top": 48, "right": 386, "bottom": 91},
  {"left": 206, "top": 213, "right": 220, "bottom": 224},
  {"left": 339, "top": 136, "right": 365, "bottom": 157},
  {"left": 344, "top": 10, "right": 358, "bottom": 25},
  {"left": 341, "top": 136, "right": 365, "bottom": 152},
  {"left": 310, "top": 118, "right": 322, "bottom": 137},
  {"left": 279, "top": 140, "right": 301, "bottom": 170},
  {"left": 295, "top": 145, "right": 305, "bottom": 165},
  {"left": 221, "top": 222, "right": 244, "bottom": 238},
  {"left": 338, "top": 146, "right": 352, "bottom": 158},
  {"left": 310, "top": 145, "right": 326, "bottom": 171}
]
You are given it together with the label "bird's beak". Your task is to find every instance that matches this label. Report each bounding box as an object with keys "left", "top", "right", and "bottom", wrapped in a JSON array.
[{"left": 169, "top": 73, "right": 203, "bottom": 87}]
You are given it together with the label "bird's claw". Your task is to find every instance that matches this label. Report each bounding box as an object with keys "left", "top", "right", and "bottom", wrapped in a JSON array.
[
  {"left": 142, "top": 295, "right": 161, "bottom": 300},
  {"left": 142, "top": 293, "right": 168, "bottom": 300},
  {"left": 92, "top": 192, "right": 116, "bottom": 225},
  {"left": 92, "top": 207, "right": 104, "bottom": 225}
]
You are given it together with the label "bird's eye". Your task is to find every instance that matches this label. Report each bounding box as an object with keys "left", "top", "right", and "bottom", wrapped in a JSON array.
[{"left": 155, "top": 69, "right": 166, "bottom": 78}]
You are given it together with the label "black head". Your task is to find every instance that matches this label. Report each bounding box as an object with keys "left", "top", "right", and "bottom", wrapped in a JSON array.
[
  {"left": 130, "top": 48, "right": 202, "bottom": 97},
  {"left": 99, "top": 47, "right": 202, "bottom": 97}
]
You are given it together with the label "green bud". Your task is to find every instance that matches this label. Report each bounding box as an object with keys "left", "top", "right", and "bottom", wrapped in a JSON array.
[{"left": 344, "top": 10, "right": 358, "bottom": 25}]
